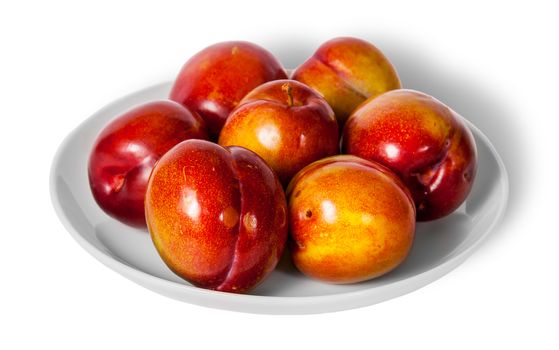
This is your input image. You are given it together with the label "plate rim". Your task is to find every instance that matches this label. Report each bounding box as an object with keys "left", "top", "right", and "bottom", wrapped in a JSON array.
[{"left": 49, "top": 81, "right": 510, "bottom": 314}]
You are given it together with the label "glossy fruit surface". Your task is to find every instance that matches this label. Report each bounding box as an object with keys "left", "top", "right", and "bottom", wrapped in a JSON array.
[
  {"left": 343, "top": 89, "right": 477, "bottom": 220},
  {"left": 287, "top": 155, "right": 415, "bottom": 283},
  {"left": 88, "top": 100, "right": 208, "bottom": 227},
  {"left": 145, "top": 140, "right": 287, "bottom": 293},
  {"left": 218, "top": 80, "right": 338, "bottom": 185},
  {"left": 292, "top": 37, "right": 400, "bottom": 127},
  {"left": 170, "top": 41, "right": 288, "bottom": 138}
]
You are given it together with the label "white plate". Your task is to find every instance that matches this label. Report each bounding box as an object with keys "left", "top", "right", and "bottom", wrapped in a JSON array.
[{"left": 50, "top": 81, "right": 509, "bottom": 314}]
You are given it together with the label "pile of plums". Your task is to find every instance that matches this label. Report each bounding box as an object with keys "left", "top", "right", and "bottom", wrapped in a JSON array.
[{"left": 88, "top": 38, "right": 477, "bottom": 293}]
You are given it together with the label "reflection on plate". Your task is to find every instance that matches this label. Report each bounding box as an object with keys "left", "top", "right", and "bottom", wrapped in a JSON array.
[{"left": 50, "top": 82, "right": 508, "bottom": 314}]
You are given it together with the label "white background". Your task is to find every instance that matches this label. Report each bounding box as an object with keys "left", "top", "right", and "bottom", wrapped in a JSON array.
[{"left": 1, "top": 1, "right": 558, "bottom": 348}]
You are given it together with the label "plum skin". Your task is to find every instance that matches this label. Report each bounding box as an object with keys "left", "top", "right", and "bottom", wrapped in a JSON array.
[
  {"left": 170, "top": 41, "right": 288, "bottom": 139},
  {"left": 287, "top": 155, "right": 416, "bottom": 284},
  {"left": 342, "top": 89, "right": 477, "bottom": 221},
  {"left": 292, "top": 37, "right": 401, "bottom": 127},
  {"left": 88, "top": 100, "right": 208, "bottom": 227},
  {"left": 145, "top": 140, "right": 288, "bottom": 293},
  {"left": 218, "top": 79, "right": 339, "bottom": 186}
]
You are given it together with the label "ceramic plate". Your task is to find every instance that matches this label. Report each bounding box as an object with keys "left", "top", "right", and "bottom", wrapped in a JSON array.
[{"left": 50, "top": 81, "right": 509, "bottom": 314}]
